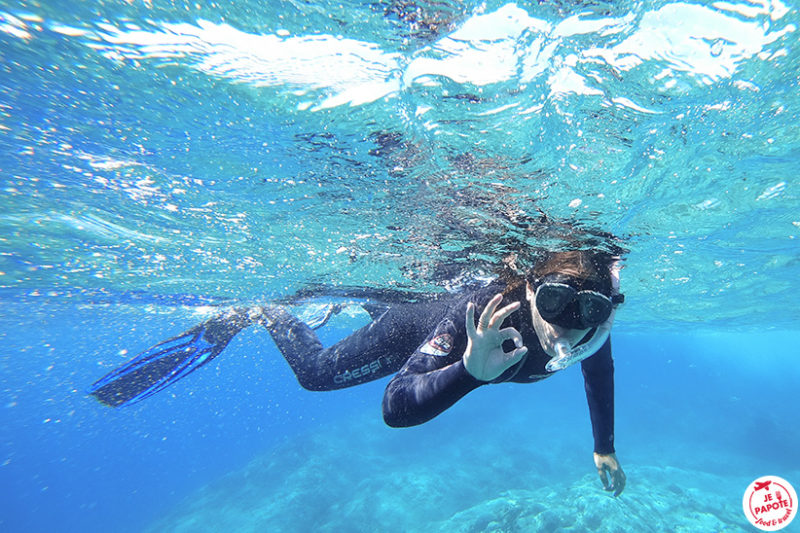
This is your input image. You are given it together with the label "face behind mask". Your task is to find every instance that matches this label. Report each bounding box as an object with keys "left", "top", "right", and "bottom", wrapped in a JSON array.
[{"left": 526, "top": 263, "right": 620, "bottom": 371}]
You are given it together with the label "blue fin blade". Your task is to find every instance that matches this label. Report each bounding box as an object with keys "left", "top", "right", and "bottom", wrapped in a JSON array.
[{"left": 88, "top": 326, "right": 216, "bottom": 407}]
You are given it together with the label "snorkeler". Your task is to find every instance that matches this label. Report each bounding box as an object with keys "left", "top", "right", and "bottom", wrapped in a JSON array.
[{"left": 89, "top": 249, "right": 626, "bottom": 496}]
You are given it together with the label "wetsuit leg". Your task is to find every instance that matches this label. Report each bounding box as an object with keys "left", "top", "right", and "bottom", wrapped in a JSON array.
[{"left": 263, "top": 303, "right": 446, "bottom": 391}]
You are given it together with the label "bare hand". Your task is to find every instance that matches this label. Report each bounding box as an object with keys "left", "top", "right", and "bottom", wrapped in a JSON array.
[
  {"left": 463, "top": 293, "right": 527, "bottom": 381},
  {"left": 593, "top": 452, "right": 626, "bottom": 497}
]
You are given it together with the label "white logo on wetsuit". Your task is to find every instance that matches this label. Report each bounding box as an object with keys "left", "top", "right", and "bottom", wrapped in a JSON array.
[
  {"left": 333, "top": 358, "right": 383, "bottom": 384},
  {"left": 420, "top": 333, "right": 453, "bottom": 356}
]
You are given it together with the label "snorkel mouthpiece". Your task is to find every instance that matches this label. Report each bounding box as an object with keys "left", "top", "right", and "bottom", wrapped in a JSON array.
[
  {"left": 545, "top": 318, "right": 614, "bottom": 372},
  {"left": 548, "top": 339, "right": 572, "bottom": 370},
  {"left": 546, "top": 339, "right": 577, "bottom": 372}
]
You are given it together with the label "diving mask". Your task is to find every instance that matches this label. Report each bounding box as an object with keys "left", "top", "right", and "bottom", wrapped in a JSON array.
[
  {"left": 534, "top": 274, "right": 624, "bottom": 330},
  {"left": 530, "top": 266, "right": 623, "bottom": 372}
]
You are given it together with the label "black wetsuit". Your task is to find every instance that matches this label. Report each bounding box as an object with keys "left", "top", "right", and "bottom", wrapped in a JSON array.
[{"left": 264, "top": 279, "right": 615, "bottom": 455}]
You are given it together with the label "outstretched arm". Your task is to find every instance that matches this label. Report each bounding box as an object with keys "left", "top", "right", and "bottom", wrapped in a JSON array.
[
  {"left": 581, "top": 339, "right": 615, "bottom": 454},
  {"left": 582, "top": 340, "right": 625, "bottom": 496}
]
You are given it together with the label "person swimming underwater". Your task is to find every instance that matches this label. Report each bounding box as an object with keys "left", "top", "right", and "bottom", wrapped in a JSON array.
[{"left": 89, "top": 249, "right": 626, "bottom": 496}]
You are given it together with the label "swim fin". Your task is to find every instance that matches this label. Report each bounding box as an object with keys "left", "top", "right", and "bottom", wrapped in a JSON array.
[
  {"left": 299, "top": 303, "right": 345, "bottom": 330},
  {"left": 89, "top": 309, "right": 255, "bottom": 407}
]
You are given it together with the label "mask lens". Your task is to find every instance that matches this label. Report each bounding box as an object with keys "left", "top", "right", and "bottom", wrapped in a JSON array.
[
  {"left": 535, "top": 283, "right": 576, "bottom": 320},
  {"left": 577, "top": 293, "right": 613, "bottom": 327}
]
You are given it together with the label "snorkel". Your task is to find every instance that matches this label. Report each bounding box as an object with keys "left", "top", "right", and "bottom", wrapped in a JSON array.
[
  {"left": 545, "top": 310, "right": 615, "bottom": 371},
  {"left": 531, "top": 259, "right": 621, "bottom": 372}
]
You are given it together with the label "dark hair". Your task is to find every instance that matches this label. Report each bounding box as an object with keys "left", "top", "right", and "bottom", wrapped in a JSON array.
[
  {"left": 528, "top": 250, "right": 615, "bottom": 295},
  {"left": 499, "top": 249, "right": 616, "bottom": 297}
]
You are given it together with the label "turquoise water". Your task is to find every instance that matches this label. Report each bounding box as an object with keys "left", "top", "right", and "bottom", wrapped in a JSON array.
[{"left": 1, "top": 0, "right": 799, "bottom": 531}]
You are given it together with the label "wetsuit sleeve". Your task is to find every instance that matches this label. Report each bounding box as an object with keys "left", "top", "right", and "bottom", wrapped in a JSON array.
[
  {"left": 382, "top": 317, "right": 484, "bottom": 427},
  {"left": 581, "top": 338, "right": 615, "bottom": 454}
]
